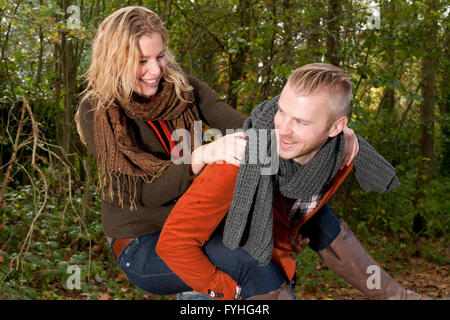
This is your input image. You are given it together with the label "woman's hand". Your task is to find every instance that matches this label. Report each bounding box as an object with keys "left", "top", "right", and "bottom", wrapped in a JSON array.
[
  {"left": 190, "top": 132, "right": 247, "bottom": 175},
  {"left": 291, "top": 233, "right": 310, "bottom": 254},
  {"left": 340, "top": 126, "right": 359, "bottom": 170}
]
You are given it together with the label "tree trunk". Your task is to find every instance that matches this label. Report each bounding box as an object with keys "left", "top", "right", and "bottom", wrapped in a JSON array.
[
  {"left": 60, "top": 0, "right": 79, "bottom": 156},
  {"left": 262, "top": 0, "right": 277, "bottom": 100},
  {"left": 54, "top": 43, "right": 62, "bottom": 146},
  {"left": 306, "top": 0, "right": 323, "bottom": 61},
  {"left": 227, "top": 0, "right": 251, "bottom": 109},
  {"left": 35, "top": 0, "right": 44, "bottom": 92},
  {"left": 413, "top": 0, "right": 438, "bottom": 235},
  {"left": 61, "top": 35, "right": 75, "bottom": 155},
  {"left": 326, "top": 0, "right": 341, "bottom": 66},
  {"left": 158, "top": 0, "right": 173, "bottom": 27},
  {"left": 380, "top": 87, "right": 395, "bottom": 111},
  {"left": 438, "top": 32, "right": 449, "bottom": 176},
  {"left": 1, "top": 1, "right": 22, "bottom": 99},
  {"left": 35, "top": 29, "right": 44, "bottom": 90},
  {"left": 281, "top": 0, "right": 294, "bottom": 67}
]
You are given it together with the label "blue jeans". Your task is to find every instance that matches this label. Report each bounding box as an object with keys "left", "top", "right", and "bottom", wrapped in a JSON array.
[
  {"left": 112, "top": 233, "right": 284, "bottom": 299},
  {"left": 111, "top": 203, "right": 340, "bottom": 299},
  {"left": 299, "top": 203, "right": 341, "bottom": 252}
]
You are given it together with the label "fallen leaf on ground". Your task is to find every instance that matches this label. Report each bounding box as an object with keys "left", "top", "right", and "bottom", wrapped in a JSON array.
[{"left": 99, "top": 293, "right": 110, "bottom": 300}]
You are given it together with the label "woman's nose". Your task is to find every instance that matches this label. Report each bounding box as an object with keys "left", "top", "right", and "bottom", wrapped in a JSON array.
[{"left": 144, "top": 60, "right": 161, "bottom": 77}]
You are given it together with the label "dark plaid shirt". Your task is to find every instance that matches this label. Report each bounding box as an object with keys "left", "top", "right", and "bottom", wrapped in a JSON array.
[{"left": 285, "top": 185, "right": 328, "bottom": 227}]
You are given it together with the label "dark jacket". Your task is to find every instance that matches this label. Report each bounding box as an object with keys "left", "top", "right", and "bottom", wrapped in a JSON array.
[{"left": 78, "top": 75, "right": 246, "bottom": 238}]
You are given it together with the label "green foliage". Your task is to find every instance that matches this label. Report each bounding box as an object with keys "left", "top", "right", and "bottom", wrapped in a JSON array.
[
  {"left": 421, "top": 241, "right": 449, "bottom": 266},
  {"left": 0, "top": 182, "right": 172, "bottom": 300},
  {"left": 294, "top": 247, "right": 347, "bottom": 295},
  {"left": 0, "top": 0, "right": 448, "bottom": 299}
]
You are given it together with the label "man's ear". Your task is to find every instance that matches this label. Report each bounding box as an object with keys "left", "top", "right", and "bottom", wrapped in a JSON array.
[{"left": 328, "top": 116, "right": 348, "bottom": 138}]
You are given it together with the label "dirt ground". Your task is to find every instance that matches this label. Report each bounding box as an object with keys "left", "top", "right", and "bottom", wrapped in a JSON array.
[{"left": 296, "top": 256, "right": 449, "bottom": 300}]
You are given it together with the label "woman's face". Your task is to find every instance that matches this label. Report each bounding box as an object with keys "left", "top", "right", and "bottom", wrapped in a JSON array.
[{"left": 133, "top": 33, "right": 167, "bottom": 98}]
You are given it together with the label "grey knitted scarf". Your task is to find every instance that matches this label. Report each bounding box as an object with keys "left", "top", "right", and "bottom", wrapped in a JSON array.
[{"left": 223, "top": 96, "right": 399, "bottom": 266}]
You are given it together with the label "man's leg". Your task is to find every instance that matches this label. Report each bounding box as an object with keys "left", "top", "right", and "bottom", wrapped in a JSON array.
[
  {"left": 116, "top": 231, "right": 291, "bottom": 299},
  {"left": 299, "top": 204, "right": 430, "bottom": 300}
]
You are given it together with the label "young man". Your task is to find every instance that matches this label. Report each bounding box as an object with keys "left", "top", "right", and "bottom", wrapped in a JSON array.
[{"left": 157, "top": 63, "right": 429, "bottom": 300}]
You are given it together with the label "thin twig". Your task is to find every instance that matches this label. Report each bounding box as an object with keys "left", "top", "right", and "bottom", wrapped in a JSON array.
[
  {"left": 10, "top": 101, "right": 49, "bottom": 271},
  {"left": 0, "top": 102, "right": 27, "bottom": 208}
]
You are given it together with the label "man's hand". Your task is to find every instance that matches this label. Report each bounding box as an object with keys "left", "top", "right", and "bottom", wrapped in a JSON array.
[
  {"left": 291, "top": 233, "right": 310, "bottom": 254},
  {"left": 340, "top": 126, "right": 359, "bottom": 170}
]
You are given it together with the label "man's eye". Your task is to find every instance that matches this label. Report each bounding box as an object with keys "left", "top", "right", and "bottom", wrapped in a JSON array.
[{"left": 157, "top": 54, "right": 165, "bottom": 60}]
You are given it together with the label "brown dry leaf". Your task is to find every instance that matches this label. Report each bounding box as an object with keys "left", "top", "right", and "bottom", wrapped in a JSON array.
[
  {"left": 434, "top": 282, "right": 449, "bottom": 290},
  {"left": 115, "top": 271, "right": 128, "bottom": 281},
  {"left": 99, "top": 293, "right": 110, "bottom": 300}
]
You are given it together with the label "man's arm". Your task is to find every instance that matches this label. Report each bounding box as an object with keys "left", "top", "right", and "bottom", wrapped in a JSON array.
[{"left": 156, "top": 163, "right": 241, "bottom": 300}]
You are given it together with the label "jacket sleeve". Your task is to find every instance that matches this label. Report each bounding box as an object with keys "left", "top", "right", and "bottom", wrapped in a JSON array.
[
  {"left": 353, "top": 135, "right": 400, "bottom": 193},
  {"left": 187, "top": 75, "right": 247, "bottom": 133},
  {"left": 156, "top": 163, "right": 240, "bottom": 300}
]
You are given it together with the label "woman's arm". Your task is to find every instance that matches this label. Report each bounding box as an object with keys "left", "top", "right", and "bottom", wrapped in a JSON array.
[
  {"left": 187, "top": 75, "right": 248, "bottom": 175},
  {"left": 188, "top": 75, "right": 247, "bottom": 133},
  {"left": 156, "top": 163, "right": 241, "bottom": 300}
]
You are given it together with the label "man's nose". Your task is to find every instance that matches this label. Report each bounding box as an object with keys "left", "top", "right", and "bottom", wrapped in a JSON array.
[{"left": 278, "top": 119, "right": 292, "bottom": 136}]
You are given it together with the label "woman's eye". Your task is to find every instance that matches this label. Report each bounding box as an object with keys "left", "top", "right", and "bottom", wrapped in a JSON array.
[
  {"left": 157, "top": 54, "right": 165, "bottom": 60},
  {"left": 139, "top": 60, "right": 147, "bottom": 64}
]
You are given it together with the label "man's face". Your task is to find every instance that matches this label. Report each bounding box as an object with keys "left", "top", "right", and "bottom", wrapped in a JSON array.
[{"left": 274, "top": 83, "right": 337, "bottom": 164}]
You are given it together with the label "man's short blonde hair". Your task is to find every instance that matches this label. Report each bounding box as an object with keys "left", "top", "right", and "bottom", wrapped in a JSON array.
[{"left": 288, "top": 63, "right": 352, "bottom": 118}]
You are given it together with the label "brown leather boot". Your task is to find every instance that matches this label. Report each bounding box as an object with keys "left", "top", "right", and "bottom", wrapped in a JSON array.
[
  {"left": 318, "top": 221, "right": 432, "bottom": 300},
  {"left": 247, "top": 282, "right": 295, "bottom": 300}
]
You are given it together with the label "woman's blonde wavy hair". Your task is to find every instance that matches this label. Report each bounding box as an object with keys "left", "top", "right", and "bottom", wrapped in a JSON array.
[{"left": 76, "top": 6, "right": 192, "bottom": 143}]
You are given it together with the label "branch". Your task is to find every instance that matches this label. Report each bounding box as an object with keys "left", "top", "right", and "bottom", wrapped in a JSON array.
[
  {"left": 0, "top": 101, "right": 27, "bottom": 208},
  {"left": 9, "top": 101, "right": 49, "bottom": 271}
]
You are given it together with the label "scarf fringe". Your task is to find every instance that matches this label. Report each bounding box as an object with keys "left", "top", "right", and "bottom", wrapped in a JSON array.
[
  {"left": 96, "top": 153, "right": 169, "bottom": 211},
  {"left": 93, "top": 79, "right": 198, "bottom": 212}
]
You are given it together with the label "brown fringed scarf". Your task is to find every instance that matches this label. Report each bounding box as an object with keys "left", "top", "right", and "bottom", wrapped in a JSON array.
[{"left": 93, "top": 80, "right": 199, "bottom": 210}]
